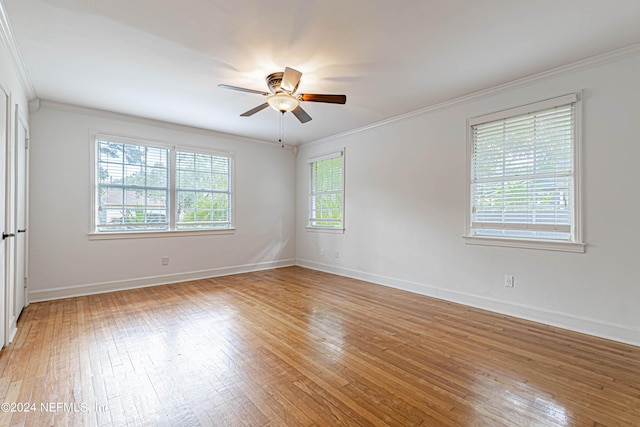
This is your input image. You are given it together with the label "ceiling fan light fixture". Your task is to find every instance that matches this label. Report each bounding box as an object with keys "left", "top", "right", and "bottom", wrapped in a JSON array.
[
  {"left": 267, "top": 93, "right": 300, "bottom": 112},
  {"left": 220, "top": 66, "right": 345, "bottom": 123}
]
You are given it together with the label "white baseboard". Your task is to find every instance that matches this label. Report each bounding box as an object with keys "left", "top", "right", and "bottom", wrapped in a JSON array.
[
  {"left": 296, "top": 258, "right": 441, "bottom": 297},
  {"left": 28, "top": 259, "right": 296, "bottom": 302},
  {"left": 5, "top": 323, "right": 17, "bottom": 346},
  {"left": 296, "top": 259, "right": 640, "bottom": 347}
]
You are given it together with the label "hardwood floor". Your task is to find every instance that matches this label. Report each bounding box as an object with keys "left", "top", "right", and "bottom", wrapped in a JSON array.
[{"left": 1, "top": 267, "right": 639, "bottom": 426}]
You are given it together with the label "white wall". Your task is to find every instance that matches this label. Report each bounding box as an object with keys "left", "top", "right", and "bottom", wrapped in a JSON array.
[
  {"left": 28, "top": 102, "right": 296, "bottom": 300},
  {"left": 296, "top": 51, "right": 640, "bottom": 346}
]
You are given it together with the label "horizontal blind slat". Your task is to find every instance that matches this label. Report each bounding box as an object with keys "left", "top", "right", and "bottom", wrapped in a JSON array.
[{"left": 472, "top": 222, "right": 571, "bottom": 232}]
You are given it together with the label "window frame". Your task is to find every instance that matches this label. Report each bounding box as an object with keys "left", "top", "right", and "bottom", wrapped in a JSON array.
[
  {"left": 89, "top": 132, "right": 235, "bottom": 240},
  {"left": 463, "top": 94, "right": 585, "bottom": 252},
  {"left": 306, "top": 149, "right": 345, "bottom": 233}
]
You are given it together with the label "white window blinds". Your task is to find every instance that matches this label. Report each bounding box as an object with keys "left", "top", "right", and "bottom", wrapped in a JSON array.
[
  {"left": 469, "top": 96, "right": 577, "bottom": 241},
  {"left": 96, "top": 140, "right": 169, "bottom": 232},
  {"left": 176, "top": 151, "right": 232, "bottom": 230},
  {"left": 94, "top": 135, "right": 233, "bottom": 233},
  {"left": 309, "top": 151, "right": 344, "bottom": 229}
]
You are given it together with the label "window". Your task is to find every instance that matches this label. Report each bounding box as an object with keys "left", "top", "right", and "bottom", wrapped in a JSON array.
[
  {"left": 465, "top": 94, "right": 584, "bottom": 252},
  {"left": 308, "top": 150, "right": 344, "bottom": 230},
  {"left": 176, "top": 150, "right": 231, "bottom": 230},
  {"left": 93, "top": 134, "right": 233, "bottom": 236}
]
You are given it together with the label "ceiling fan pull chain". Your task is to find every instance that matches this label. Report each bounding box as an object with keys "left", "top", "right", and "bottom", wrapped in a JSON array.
[{"left": 279, "top": 111, "right": 285, "bottom": 148}]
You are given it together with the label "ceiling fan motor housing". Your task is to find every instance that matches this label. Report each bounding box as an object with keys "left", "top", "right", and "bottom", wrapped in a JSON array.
[{"left": 266, "top": 72, "right": 297, "bottom": 94}]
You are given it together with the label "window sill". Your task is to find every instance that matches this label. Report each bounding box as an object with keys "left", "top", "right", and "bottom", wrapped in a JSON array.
[
  {"left": 306, "top": 226, "right": 345, "bottom": 234},
  {"left": 463, "top": 235, "right": 585, "bottom": 253},
  {"left": 89, "top": 228, "right": 236, "bottom": 240}
]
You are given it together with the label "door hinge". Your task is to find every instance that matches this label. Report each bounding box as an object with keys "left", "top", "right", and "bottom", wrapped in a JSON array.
[
  {"left": 24, "top": 277, "right": 28, "bottom": 289},
  {"left": 25, "top": 137, "right": 29, "bottom": 149}
]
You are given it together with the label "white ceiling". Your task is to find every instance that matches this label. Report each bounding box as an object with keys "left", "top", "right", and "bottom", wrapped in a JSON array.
[{"left": 5, "top": 0, "right": 640, "bottom": 145}]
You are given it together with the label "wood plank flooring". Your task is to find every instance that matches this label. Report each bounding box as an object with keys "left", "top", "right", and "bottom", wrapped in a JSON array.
[{"left": 1, "top": 266, "right": 639, "bottom": 426}]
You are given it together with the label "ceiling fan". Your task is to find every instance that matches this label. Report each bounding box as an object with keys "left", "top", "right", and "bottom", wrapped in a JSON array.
[{"left": 218, "top": 67, "right": 346, "bottom": 123}]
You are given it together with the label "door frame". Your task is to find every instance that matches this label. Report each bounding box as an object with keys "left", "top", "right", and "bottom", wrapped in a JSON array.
[{"left": 0, "top": 80, "right": 10, "bottom": 347}]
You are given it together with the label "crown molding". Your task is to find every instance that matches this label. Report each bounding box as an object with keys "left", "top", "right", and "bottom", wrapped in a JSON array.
[
  {"left": 306, "top": 42, "right": 640, "bottom": 148},
  {"left": 0, "top": 0, "right": 36, "bottom": 100},
  {"left": 36, "top": 99, "right": 296, "bottom": 150},
  {"left": 28, "top": 97, "right": 41, "bottom": 112}
]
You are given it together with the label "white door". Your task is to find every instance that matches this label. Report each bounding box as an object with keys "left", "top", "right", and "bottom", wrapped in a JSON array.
[
  {"left": 14, "top": 114, "right": 27, "bottom": 319},
  {"left": 0, "top": 83, "right": 8, "bottom": 348}
]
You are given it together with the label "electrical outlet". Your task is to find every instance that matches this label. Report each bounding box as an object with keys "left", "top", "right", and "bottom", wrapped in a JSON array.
[
  {"left": 320, "top": 248, "right": 325, "bottom": 256},
  {"left": 161, "top": 256, "right": 170, "bottom": 266},
  {"left": 334, "top": 250, "right": 340, "bottom": 259},
  {"left": 504, "top": 275, "right": 514, "bottom": 287}
]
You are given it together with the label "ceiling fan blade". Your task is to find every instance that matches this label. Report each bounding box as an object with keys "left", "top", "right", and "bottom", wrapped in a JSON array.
[
  {"left": 218, "top": 84, "right": 269, "bottom": 96},
  {"left": 300, "top": 94, "right": 346, "bottom": 104},
  {"left": 240, "top": 103, "right": 269, "bottom": 117},
  {"left": 281, "top": 67, "right": 302, "bottom": 93},
  {"left": 292, "top": 106, "right": 312, "bottom": 123}
]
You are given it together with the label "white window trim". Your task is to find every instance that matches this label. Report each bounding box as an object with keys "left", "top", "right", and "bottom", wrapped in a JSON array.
[
  {"left": 88, "top": 228, "right": 236, "bottom": 241},
  {"left": 89, "top": 132, "right": 235, "bottom": 240},
  {"left": 306, "top": 149, "right": 346, "bottom": 233},
  {"left": 464, "top": 93, "right": 585, "bottom": 252}
]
